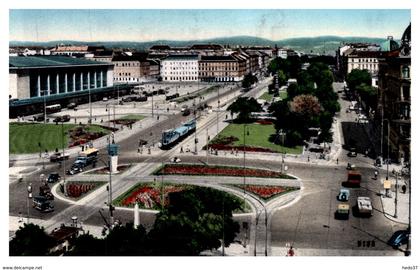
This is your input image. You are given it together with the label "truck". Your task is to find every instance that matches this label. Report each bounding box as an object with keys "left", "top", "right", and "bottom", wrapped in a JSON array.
[
  {"left": 343, "top": 171, "right": 362, "bottom": 187},
  {"left": 356, "top": 197, "right": 372, "bottom": 217}
]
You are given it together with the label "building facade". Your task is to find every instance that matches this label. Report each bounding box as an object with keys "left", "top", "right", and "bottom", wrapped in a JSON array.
[
  {"left": 198, "top": 55, "right": 244, "bottom": 82},
  {"left": 9, "top": 56, "right": 114, "bottom": 100},
  {"left": 377, "top": 24, "right": 411, "bottom": 164},
  {"left": 112, "top": 53, "right": 153, "bottom": 83},
  {"left": 161, "top": 55, "right": 199, "bottom": 82}
]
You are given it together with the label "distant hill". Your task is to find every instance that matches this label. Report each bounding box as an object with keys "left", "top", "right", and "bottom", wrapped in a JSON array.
[{"left": 10, "top": 35, "right": 393, "bottom": 55}]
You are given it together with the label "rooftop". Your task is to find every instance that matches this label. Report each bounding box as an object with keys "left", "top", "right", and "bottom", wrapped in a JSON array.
[
  {"left": 9, "top": 56, "right": 112, "bottom": 68},
  {"left": 200, "top": 55, "right": 236, "bottom": 61},
  {"left": 163, "top": 54, "right": 199, "bottom": 61},
  {"left": 112, "top": 52, "right": 149, "bottom": 62}
]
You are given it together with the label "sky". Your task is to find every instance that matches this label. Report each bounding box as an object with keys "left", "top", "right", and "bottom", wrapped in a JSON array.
[{"left": 9, "top": 9, "right": 411, "bottom": 42}]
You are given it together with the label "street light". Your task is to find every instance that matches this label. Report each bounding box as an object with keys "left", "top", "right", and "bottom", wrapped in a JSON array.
[
  {"left": 61, "top": 121, "right": 67, "bottom": 197},
  {"left": 394, "top": 171, "right": 399, "bottom": 218},
  {"left": 26, "top": 183, "right": 32, "bottom": 224},
  {"left": 243, "top": 124, "right": 247, "bottom": 205}
]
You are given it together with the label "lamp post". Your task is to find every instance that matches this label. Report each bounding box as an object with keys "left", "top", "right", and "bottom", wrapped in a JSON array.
[
  {"left": 394, "top": 171, "right": 398, "bottom": 218},
  {"left": 43, "top": 90, "right": 47, "bottom": 124},
  {"left": 88, "top": 87, "right": 92, "bottom": 124},
  {"left": 26, "top": 183, "right": 32, "bottom": 224},
  {"left": 206, "top": 128, "right": 209, "bottom": 164},
  {"left": 61, "top": 121, "right": 67, "bottom": 197},
  {"left": 243, "top": 124, "right": 246, "bottom": 205}
]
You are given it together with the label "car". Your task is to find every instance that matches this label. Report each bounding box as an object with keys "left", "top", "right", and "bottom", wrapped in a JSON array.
[
  {"left": 337, "top": 188, "right": 350, "bottom": 201},
  {"left": 33, "top": 114, "right": 45, "bottom": 122},
  {"left": 46, "top": 172, "right": 61, "bottom": 183},
  {"left": 388, "top": 230, "right": 410, "bottom": 249},
  {"left": 347, "top": 148, "right": 357, "bottom": 157},
  {"left": 182, "top": 109, "right": 191, "bottom": 116},
  {"left": 171, "top": 157, "right": 181, "bottom": 163},
  {"left": 49, "top": 152, "right": 70, "bottom": 162},
  {"left": 66, "top": 164, "right": 84, "bottom": 175},
  {"left": 32, "top": 196, "right": 54, "bottom": 213},
  {"left": 53, "top": 115, "right": 71, "bottom": 123},
  {"left": 67, "top": 103, "right": 77, "bottom": 109},
  {"left": 181, "top": 105, "right": 188, "bottom": 112},
  {"left": 103, "top": 97, "right": 108, "bottom": 101}
]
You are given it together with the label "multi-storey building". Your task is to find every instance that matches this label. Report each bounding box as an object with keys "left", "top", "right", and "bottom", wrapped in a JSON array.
[
  {"left": 198, "top": 55, "right": 245, "bottom": 82},
  {"left": 161, "top": 55, "right": 199, "bottom": 82},
  {"left": 377, "top": 24, "right": 411, "bottom": 164},
  {"left": 112, "top": 53, "right": 154, "bottom": 83}
]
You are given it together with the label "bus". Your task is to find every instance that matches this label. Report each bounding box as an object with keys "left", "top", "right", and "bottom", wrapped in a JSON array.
[{"left": 45, "top": 104, "right": 62, "bottom": 114}]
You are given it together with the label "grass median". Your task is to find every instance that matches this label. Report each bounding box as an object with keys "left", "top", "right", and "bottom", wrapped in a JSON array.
[
  {"left": 9, "top": 123, "right": 109, "bottom": 154},
  {"left": 213, "top": 123, "right": 302, "bottom": 154}
]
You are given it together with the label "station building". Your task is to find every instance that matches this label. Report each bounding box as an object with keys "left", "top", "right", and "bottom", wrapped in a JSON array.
[{"left": 9, "top": 56, "right": 125, "bottom": 117}]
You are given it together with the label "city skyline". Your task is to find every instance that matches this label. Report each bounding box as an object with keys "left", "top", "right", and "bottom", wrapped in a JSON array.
[{"left": 10, "top": 9, "right": 410, "bottom": 42}]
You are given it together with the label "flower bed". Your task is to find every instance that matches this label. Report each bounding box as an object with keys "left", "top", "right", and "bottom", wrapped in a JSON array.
[
  {"left": 64, "top": 181, "right": 106, "bottom": 199},
  {"left": 117, "top": 183, "right": 187, "bottom": 209},
  {"left": 232, "top": 184, "right": 299, "bottom": 201},
  {"left": 154, "top": 164, "right": 296, "bottom": 179}
]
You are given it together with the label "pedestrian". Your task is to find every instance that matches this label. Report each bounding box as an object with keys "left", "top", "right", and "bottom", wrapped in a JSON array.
[
  {"left": 336, "top": 158, "right": 339, "bottom": 164},
  {"left": 157, "top": 115, "right": 160, "bottom": 121},
  {"left": 402, "top": 185, "right": 407, "bottom": 194},
  {"left": 287, "top": 246, "right": 295, "bottom": 257},
  {"left": 180, "top": 146, "right": 183, "bottom": 153},
  {"left": 374, "top": 170, "right": 378, "bottom": 180}
]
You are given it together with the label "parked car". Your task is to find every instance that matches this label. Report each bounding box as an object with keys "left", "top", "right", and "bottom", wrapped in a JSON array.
[
  {"left": 46, "top": 172, "right": 61, "bottom": 183},
  {"left": 103, "top": 97, "right": 108, "bottom": 101},
  {"left": 388, "top": 230, "right": 410, "bottom": 249}
]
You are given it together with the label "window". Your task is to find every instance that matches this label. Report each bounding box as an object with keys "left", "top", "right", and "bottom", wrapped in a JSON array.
[{"left": 402, "top": 65, "right": 410, "bottom": 79}]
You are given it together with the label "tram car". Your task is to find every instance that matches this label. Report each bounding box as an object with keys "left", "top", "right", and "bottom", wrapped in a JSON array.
[{"left": 160, "top": 119, "right": 196, "bottom": 149}]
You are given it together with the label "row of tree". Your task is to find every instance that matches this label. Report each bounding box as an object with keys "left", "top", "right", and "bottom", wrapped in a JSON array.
[
  {"left": 10, "top": 187, "right": 242, "bottom": 256},
  {"left": 346, "top": 69, "right": 377, "bottom": 113},
  {"left": 268, "top": 58, "right": 340, "bottom": 146}
]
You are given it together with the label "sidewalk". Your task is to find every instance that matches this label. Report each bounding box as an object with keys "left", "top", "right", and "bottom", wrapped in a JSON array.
[{"left": 379, "top": 174, "right": 410, "bottom": 225}]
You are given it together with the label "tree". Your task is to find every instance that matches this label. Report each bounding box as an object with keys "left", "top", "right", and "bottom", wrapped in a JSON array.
[
  {"left": 355, "top": 83, "right": 377, "bottom": 112},
  {"left": 227, "top": 97, "right": 262, "bottom": 123},
  {"left": 289, "top": 94, "right": 322, "bottom": 117},
  {"left": 148, "top": 187, "right": 240, "bottom": 255},
  {"left": 10, "top": 223, "right": 55, "bottom": 256},
  {"left": 67, "top": 233, "right": 105, "bottom": 256},
  {"left": 346, "top": 69, "right": 371, "bottom": 91},
  {"left": 277, "top": 70, "right": 287, "bottom": 87},
  {"left": 242, "top": 73, "right": 258, "bottom": 89}
]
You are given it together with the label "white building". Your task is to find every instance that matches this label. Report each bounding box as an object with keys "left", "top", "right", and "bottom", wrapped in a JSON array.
[
  {"left": 347, "top": 51, "right": 380, "bottom": 75},
  {"left": 161, "top": 55, "right": 199, "bottom": 82}
]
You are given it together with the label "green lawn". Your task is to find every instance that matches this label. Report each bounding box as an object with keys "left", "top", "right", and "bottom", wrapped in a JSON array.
[
  {"left": 118, "top": 114, "right": 145, "bottom": 121},
  {"left": 213, "top": 123, "right": 302, "bottom": 154},
  {"left": 259, "top": 91, "right": 288, "bottom": 102},
  {"left": 9, "top": 123, "right": 109, "bottom": 154}
]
